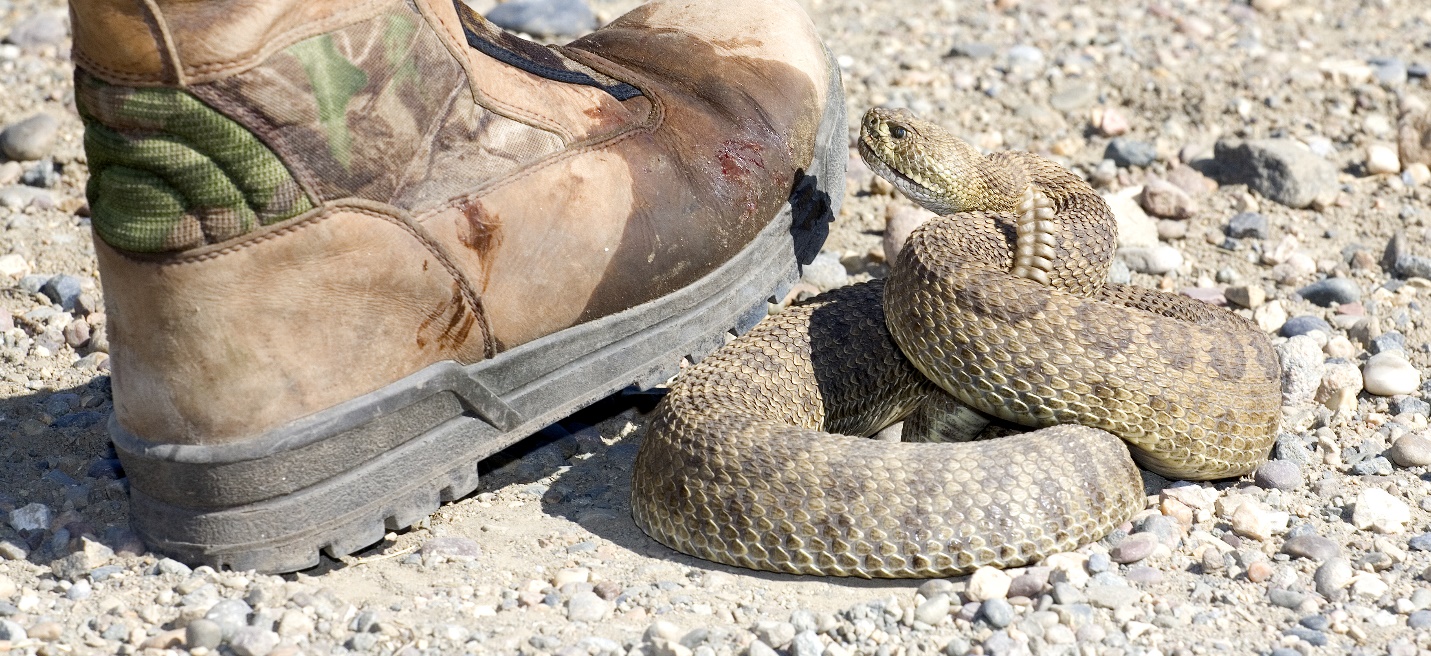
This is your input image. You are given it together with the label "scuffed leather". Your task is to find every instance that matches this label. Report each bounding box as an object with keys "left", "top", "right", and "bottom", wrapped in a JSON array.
[{"left": 98, "top": 203, "right": 489, "bottom": 444}]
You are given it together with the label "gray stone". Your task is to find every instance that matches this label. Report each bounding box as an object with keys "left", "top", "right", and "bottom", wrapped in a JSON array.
[
  {"left": 1109, "top": 533, "right": 1158, "bottom": 564},
  {"left": 944, "top": 635, "right": 972, "bottom": 655},
  {"left": 1007, "top": 569, "right": 1050, "bottom": 598},
  {"left": 1274, "top": 433, "right": 1314, "bottom": 465},
  {"left": 1313, "top": 558, "right": 1353, "bottom": 598},
  {"left": 186, "top": 619, "right": 224, "bottom": 650},
  {"left": 1125, "top": 566, "right": 1162, "bottom": 584},
  {"left": 8, "top": 503, "right": 49, "bottom": 532},
  {"left": 1409, "top": 533, "right": 1431, "bottom": 551},
  {"left": 155, "top": 557, "right": 192, "bottom": 576},
  {"left": 485, "top": 0, "right": 596, "bottom": 37},
  {"left": 0, "top": 620, "right": 25, "bottom": 641},
  {"left": 1372, "top": 57, "right": 1408, "bottom": 85},
  {"left": 1051, "top": 581, "right": 1083, "bottom": 605},
  {"left": 1390, "top": 396, "right": 1430, "bottom": 416},
  {"left": 915, "top": 594, "right": 950, "bottom": 625},
  {"left": 1385, "top": 232, "right": 1431, "bottom": 279},
  {"left": 1390, "top": 434, "right": 1431, "bottom": 467},
  {"left": 1300, "top": 615, "right": 1330, "bottom": 631},
  {"left": 1352, "top": 455, "right": 1393, "bottom": 476},
  {"left": 566, "top": 591, "right": 608, "bottom": 622},
  {"left": 1226, "top": 212, "right": 1269, "bottom": 239},
  {"left": 0, "top": 114, "right": 58, "bottom": 161},
  {"left": 1105, "top": 138, "right": 1157, "bottom": 167},
  {"left": 420, "top": 536, "right": 483, "bottom": 563},
  {"left": 1268, "top": 588, "right": 1306, "bottom": 609},
  {"left": 800, "top": 251, "right": 849, "bottom": 291},
  {"left": 1371, "top": 331, "right": 1407, "bottom": 354},
  {"left": 1086, "top": 552, "right": 1111, "bottom": 573},
  {"left": 1254, "top": 460, "right": 1303, "bottom": 490},
  {"left": 753, "top": 621, "right": 795, "bottom": 649},
  {"left": 4, "top": 13, "right": 67, "bottom": 47},
  {"left": 229, "top": 627, "right": 280, "bottom": 656},
  {"left": 982, "top": 630, "right": 1016, "bottom": 656},
  {"left": 1214, "top": 138, "right": 1338, "bottom": 209},
  {"left": 1278, "top": 335, "right": 1325, "bottom": 406},
  {"left": 1281, "top": 315, "right": 1333, "bottom": 337},
  {"left": 789, "top": 630, "right": 823, "bottom": 656},
  {"left": 66, "top": 579, "right": 92, "bottom": 601},
  {"left": 1085, "top": 585, "right": 1141, "bottom": 609},
  {"left": 1296, "top": 278, "right": 1362, "bottom": 307},
  {"left": 40, "top": 274, "right": 84, "bottom": 312},
  {"left": 205, "top": 599, "right": 253, "bottom": 640},
  {"left": 979, "top": 598, "right": 1014, "bottom": 628},
  {"left": 1133, "top": 514, "right": 1181, "bottom": 548},
  {"left": 1118, "top": 245, "right": 1183, "bottom": 274},
  {"left": 1409, "top": 610, "right": 1431, "bottom": 629},
  {"left": 21, "top": 159, "right": 58, "bottom": 188},
  {"left": 1285, "top": 626, "right": 1327, "bottom": 647}
]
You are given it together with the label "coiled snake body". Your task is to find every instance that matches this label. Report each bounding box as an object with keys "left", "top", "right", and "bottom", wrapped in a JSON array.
[{"left": 631, "top": 108, "right": 1281, "bottom": 578}]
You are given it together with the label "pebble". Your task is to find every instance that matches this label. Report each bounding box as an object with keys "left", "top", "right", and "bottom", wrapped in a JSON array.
[
  {"left": 1296, "top": 277, "right": 1361, "bottom": 306},
  {"left": 1351, "top": 488, "right": 1411, "bottom": 533},
  {"left": 1137, "top": 179, "right": 1197, "bottom": 219},
  {"left": 800, "top": 251, "right": 849, "bottom": 291},
  {"left": 1254, "top": 300, "right": 1288, "bottom": 332},
  {"left": 1006, "top": 568, "right": 1050, "bottom": 598},
  {"left": 883, "top": 206, "right": 935, "bottom": 264},
  {"left": 1274, "top": 433, "right": 1314, "bottom": 466},
  {"left": 1316, "top": 360, "right": 1363, "bottom": 412},
  {"left": 978, "top": 598, "right": 1014, "bottom": 628},
  {"left": 40, "top": 274, "right": 84, "bottom": 312},
  {"left": 1408, "top": 162, "right": 1431, "bottom": 186},
  {"left": 1278, "top": 335, "right": 1325, "bottom": 406},
  {"left": 1110, "top": 533, "right": 1158, "bottom": 563},
  {"left": 1226, "top": 211, "right": 1269, "bottom": 239},
  {"left": 789, "top": 630, "right": 823, "bottom": 656},
  {"left": 186, "top": 618, "right": 224, "bottom": 650},
  {"left": 753, "top": 621, "right": 795, "bottom": 649},
  {"left": 1370, "top": 330, "right": 1406, "bottom": 354},
  {"left": 1363, "top": 351, "right": 1422, "bottom": 396},
  {"left": 1084, "top": 585, "right": 1141, "bottom": 610},
  {"left": 1314, "top": 558, "right": 1353, "bottom": 598},
  {"left": 420, "top": 536, "right": 483, "bottom": 563},
  {"left": 1389, "top": 434, "right": 1431, "bottom": 467},
  {"left": 1090, "top": 105, "right": 1128, "bottom": 136},
  {"left": 4, "top": 12, "right": 67, "bottom": 47},
  {"left": 1214, "top": 138, "right": 1337, "bottom": 209},
  {"left": 966, "top": 566, "right": 1012, "bottom": 601},
  {"left": 0, "top": 253, "right": 30, "bottom": 279},
  {"left": 1105, "top": 138, "right": 1157, "bottom": 167},
  {"left": 1409, "top": 610, "right": 1431, "bottom": 629},
  {"left": 1268, "top": 588, "right": 1306, "bottom": 609},
  {"left": 944, "top": 636, "right": 972, "bottom": 655},
  {"left": 0, "top": 114, "right": 58, "bottom": 162},
  {"left": 206, "top": 599, "right": 253, "bottom": 640},
  {"left": 1283, "top": 533, "right": 1340, "bottom": 561},
  {"left": 1085, "top": 552, "right": 1110, "bottom": 573},
  {"left": 1281, "top": 315, "right": 1332, "bottom": 338},
  {"left": 1366, "top": 143, "right": 1401, "bottom": 174},
  {"left": 8, "top": 502, "right": 50, "bottom": 532},
  {"left": 1104, "top": 188, "right": 1159, "bottom": 247},
  {"left": 0, "top": 620, "right": 25, "bottom": 641},
  {"left": 1117, "top": 245, "right": 1183, "bottom": 274},
  {"left": 566, "top": 591, "right": 609, "bottom": 621},
  {"left": 229, "top": 627, "right": 280, "bottom": 656},
  {"left": 485, "top": 0, "right": 596, "bottom": 37},
  {"left": 1254, "top": 460, "right": 1303, "bottom": 490},
  {"left": 915, "top": 594, "right": 950, "bottom": 625}
]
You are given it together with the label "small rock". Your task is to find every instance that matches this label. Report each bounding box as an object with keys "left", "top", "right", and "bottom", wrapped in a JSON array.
[
  {"left": 967, "top": 566, "right": 1012, "bottom": 601},
  {"left": 1281, "top": 315, "right": 1332, "bottom": 338},
  {"left": 206, "top": 599, "right": 253, "bottom": 640},
  {"left": 1314, "top": 558, "right": 1353, "bottom": 598},
  {"left": 4, "top": 12, "right": 67, "bottom": 48},
  {"left": 566, "top": 591, "right": 608, "bottom": 622},
  {"left": 1254, "top": 460, "right": 1303, "bottom": 490},
  {"left": 1246, "top": 561, "right": 1274, "bottom": 582},
  {"left": 1390, "top": 396, "right": 1430, "bottom": 417},
  {"left": 1230, "top": 501, "right": 1275, "bottom": 541},
  {"left": 915, "top": 594, "right": 950, "bottom": 625},
  {"left": 1104, "top": 188, "right": 1159, "bottom": 248},
  {"left": 1370, "top": 331, "right": 1406, "bottom": 355},
  {"left": 979, "top": 598, "right": 1014, "bottom": 628},
  {"left": 1085, "top": 585, "right": 1141, "bottom": 610},
  {"left": 0, "top": 114, "right": 59, "bottom": 162},
  {"left": 1269, "top": 588, "right": 1306, "bottom": 609},
  {"left": 800, "top": 251, "right": 849, "bottom": 291},
  {"left": 1408, "top": 610, "right": 1431, "bottom": 630},
  {"left": 1390, "top": 434, "right": 1431, "bottom": 467},
  {"left": 1363, "top": 351, "right": 1422, "bottom": 396},
  {"left": 1289, "top": 538, "right": 1330, "bottom": 564},
  {"left": 789, "top": 630, "right": 823, "bottom": 656},
  {"left": 1157, "top": 219, "right": 1188, "bottom": 240},
  {"left": 1367, "top": 144, "right": 1401, "bottom": 175},
  {"left": 1297, "top": 278, "right": 1362, "bottom": 306},
  {"left": 1226, "top": 212, "right": 1270, "bottom": 239},
  {"left": 1118, "top": 245, "right": 1183, "bottom": 274},
  {"left": 40, "top": 274, "right": 84, "bottom": 312},
  {"left": 0, "top": 254, "right": 30, "bottom": 279},
  {"left": 186, "top": 618, "right": 224, "bottom": 651},
  {"left": 1351, "top": 488, "right": 1412, "bottom": 533},
  {"left": 420, "top": 536, "right": 483, "bottom": 563},
  {"left": 753, "top": 621, "right": 795, "bottom": 649},
  {"left": 884, "top": 206, "right": 935, "bottom": 265},
  {"left": 1214, "top": 138, "right": 1338, "bottom": 209},
  {"left": 0, "top": 619, "right": 26, "bottom": 641},
  {"left": 229, "top": 627, "right": 280, "bottom": 656},
  {"left": 8, "top": 503, "right": 50, "bottom": 532},
  {"left": 1400, "top": 112, "right": 1431, "bottom": 166},
  {"left": 1225, "top": 285, "right": 1266, "bottom": 309},
  {"left": 1278, "top": 335, "right": 1326, "bottom": 406},
  {"left": 1110, "top": 533, "right": 1158, "bottom": 564},
  {"left": 276, "top": 608, "right": 314, "bottom": 638},
  {"left": 1106, "top": 138, "right": 1157, "bottom": 167},
  {"left": 1167, "top": 164, "right": 1217, "bottom": 196},
  {"left": 1006, "top": 568, "right": 1050, "bottom": 598},
  {"left": 1254, "top": 300, "right": 1288, "bottom": 333},
  {"left": 1315, "top": 360, "right": 1363, "bottom": 412},
  {"left": 485, "top": 0, "right": 596, "bottom": 38},
  {"left": 1137, "top": 180, "right": 1197, "bottom": 219}
]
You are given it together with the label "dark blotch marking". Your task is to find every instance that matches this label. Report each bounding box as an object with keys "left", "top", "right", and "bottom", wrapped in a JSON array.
[{"left": 416, "top": 281, "right": 477, "bottom": 350}]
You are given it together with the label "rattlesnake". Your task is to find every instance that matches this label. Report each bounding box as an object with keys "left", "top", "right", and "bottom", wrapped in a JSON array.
[{"left": 630, "top": 108, "right": 1281, "bottom": 578}]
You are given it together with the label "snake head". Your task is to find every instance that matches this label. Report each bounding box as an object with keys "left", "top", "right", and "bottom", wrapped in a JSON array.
[{"left": 858, "top": 107, "right": 988, "bottom": 215}]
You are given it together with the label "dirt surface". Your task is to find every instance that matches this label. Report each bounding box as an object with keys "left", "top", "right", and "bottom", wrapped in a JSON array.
[{"left": 2, "top": 0, "right": 1431, "bottom": 655}]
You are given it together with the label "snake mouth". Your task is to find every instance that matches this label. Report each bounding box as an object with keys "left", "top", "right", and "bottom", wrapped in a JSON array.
[{"left": 858, "top": 135, "right": 938, "bottom": 205}]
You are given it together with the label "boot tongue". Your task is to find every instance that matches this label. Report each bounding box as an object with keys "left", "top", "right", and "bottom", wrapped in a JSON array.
[{"left": 454, "top": 2, "right": 641, "bottom": 101}]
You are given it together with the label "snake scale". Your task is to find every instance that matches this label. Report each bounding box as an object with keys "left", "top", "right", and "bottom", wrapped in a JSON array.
[{"left": 630, "top": 108, "right": 1281, "bottom": 578}]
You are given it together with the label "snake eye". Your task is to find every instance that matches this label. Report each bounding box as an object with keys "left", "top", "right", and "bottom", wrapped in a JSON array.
[{"left": 889, "top": 125, "right": 907, "bottom": 139}]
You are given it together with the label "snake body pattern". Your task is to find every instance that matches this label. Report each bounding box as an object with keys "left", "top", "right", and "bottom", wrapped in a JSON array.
[{"left": 630, "top": 108, "right": 1281, "bottom": 578}]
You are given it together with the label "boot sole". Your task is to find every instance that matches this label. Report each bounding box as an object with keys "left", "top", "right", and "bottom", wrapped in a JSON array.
[{"left": 112, "top": 55, "right": 847, "bottom": 573}]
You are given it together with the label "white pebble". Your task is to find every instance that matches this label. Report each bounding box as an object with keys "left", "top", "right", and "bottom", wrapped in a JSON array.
[
  {"left": 1117, "top": 245, "right": 1184, "bottom": 275},
  {"left": 1362, "top": 351, "right": 1421, "bottom": 396},
  {"left": 1315, "top": 361, "right": 1363, "bottom": 412},
  {"left": 1351, "top": 488, "right": 1411, "bottom": 533},
  {"left": 966, "top": 566, "right": 1012, "bottom": 601},
  {"left": 1405, "top": 162, "right": 1431, "bottom": 186},
  {"left": 1366, "top": 144, "right": 1400, "bottom": 175},
  {"left": 1254, "top": 300, "right": 1288, "bottom": 333},
  {"left": 0, "top": 254, "right": 29, "bottom": 279}
]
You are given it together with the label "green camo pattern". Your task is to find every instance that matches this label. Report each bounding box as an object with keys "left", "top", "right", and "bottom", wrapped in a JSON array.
[{"left": 79, "top": 74, "right": 313, "bottom": 252}]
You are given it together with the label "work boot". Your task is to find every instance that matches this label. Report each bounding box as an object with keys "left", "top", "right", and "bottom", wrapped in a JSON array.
[{"left": 75, "top": 0, "right": 844, "bottom": 572}]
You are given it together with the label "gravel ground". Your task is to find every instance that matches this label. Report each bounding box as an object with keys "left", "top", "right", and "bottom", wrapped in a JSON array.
[{"left": 3, "top": 0, "right": 1431, "bottom": 654}]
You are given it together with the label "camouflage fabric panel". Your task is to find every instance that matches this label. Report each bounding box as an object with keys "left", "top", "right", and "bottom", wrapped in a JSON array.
[
  {"left": 77, "top": 72, "right": 314, "bottom": 252},
  {"left": 194, "top": 4, "right": 563, "bottom": 210}
]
